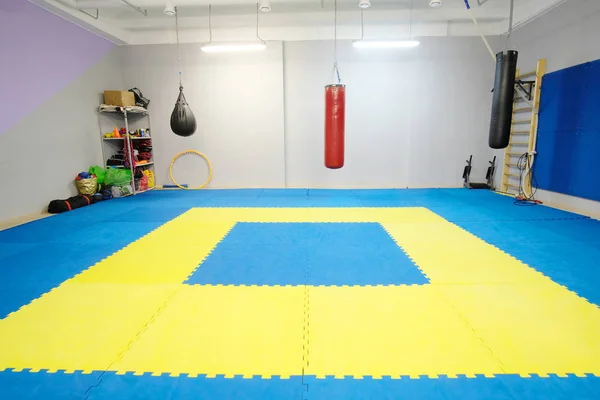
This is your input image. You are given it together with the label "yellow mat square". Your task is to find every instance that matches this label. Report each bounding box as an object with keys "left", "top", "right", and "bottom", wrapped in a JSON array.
[
  {"left": 0, "top": 283, "right": 178, "bottom": 373},
  {"left": 383, "top": 222, "right": 548, "bottom": 284},
  {"left": 438, "top": 283, "right": 600, "bottom": 376},
  {"left": 307, "top": 285, "right": 504, "bottom": 378},
  {"left": 183, "top": 207, "right": 442, "bottom": 224},
  {"left": 112, "top": 285, "right": 304, "bottom": 377},
  {"left": 73, "top": 222, "right": 234, "bottom": 284}
]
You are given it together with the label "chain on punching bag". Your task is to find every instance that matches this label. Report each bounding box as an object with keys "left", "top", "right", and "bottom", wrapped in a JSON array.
[
  {"left": 489, "top": 0, "right": 518, "bottom": 149},
  {"left": 170, "top": 6, "right": 197, "bottom": 137},
  {"left": 324, "top": 0, "right": 345, "bottom": 169},
  {"left": 464, "top": 0, "right": 521, "bottom": 150}
]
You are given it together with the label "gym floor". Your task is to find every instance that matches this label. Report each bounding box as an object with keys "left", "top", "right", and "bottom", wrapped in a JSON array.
[{"left": 1, "top": 189, "right": 599, "bottom": 399}]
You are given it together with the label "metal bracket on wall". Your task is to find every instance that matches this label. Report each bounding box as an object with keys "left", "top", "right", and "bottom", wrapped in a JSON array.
[
  {"left": 121, "top": 0, "right": 148, "bottom": 16},
  {"left": 515, "top": 80, "right": 535, "bottom": 101},
  {"left": 79, "top": 8, "right": 99, "bottom": 19}
]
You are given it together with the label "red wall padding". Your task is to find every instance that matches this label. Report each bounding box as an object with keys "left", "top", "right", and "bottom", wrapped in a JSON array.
[{"left": 324, "top": 84, "right": 346, "bottom": 169}]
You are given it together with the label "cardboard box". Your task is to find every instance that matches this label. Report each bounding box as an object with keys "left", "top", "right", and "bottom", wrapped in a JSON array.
[{"left": 104, "top": 90, "right": 135, "bottom": 107}]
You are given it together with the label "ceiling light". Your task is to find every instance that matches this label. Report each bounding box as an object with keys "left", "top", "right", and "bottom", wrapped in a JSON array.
[
  {"left": 429, "top": 0, "right": 442, "bottom": 7},
  {"left": 164, "top": 1, "right": 176, "bottom": 16},
  {"left": 259, "top": 0, "right": 271, "bottom": 12},
  {"left": 352, "top": 39, "right": 420, "bottom": 49},
  {"left": 200, "top": 42, "right": 267, "bottom": 53},
  {"left": 359, "top": 0, "right": 371, "bottom": 9}
]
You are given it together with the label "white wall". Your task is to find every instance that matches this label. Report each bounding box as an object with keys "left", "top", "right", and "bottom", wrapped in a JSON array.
[
  {"left": 119, "top": 42, "right": 286, "bottom": 188},
  {"left": 120, "top": 37, "right": 499, "bottom": 189},
  {"left": 511, "top": 0, "right": 600, "bottom": 73},
  {"left": 284, "top": 38, "right": 497, "bottom": 188},
  {"left": 0, "top": 49, "right": 122, "bottom": 222},
  {"left": 493, "top": 0, "right": 600, "bottom": 217}
]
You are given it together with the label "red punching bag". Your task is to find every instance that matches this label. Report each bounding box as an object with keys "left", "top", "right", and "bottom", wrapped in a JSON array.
[{"left": 324, "top": 84, "right": 346, "bottom": 169}]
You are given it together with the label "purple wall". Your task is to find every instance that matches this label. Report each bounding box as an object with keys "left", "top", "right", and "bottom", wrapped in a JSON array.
[{"left": 0, "top": 0, "right": 115, "bottom": 134}]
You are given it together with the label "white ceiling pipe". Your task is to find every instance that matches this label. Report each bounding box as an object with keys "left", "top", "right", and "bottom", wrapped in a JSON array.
[
  {"left": 76, "top": 0, "right": 317, "bottom": 8},
  {"left": 76, "top": 0, "right": 127, "bottom": 8}
]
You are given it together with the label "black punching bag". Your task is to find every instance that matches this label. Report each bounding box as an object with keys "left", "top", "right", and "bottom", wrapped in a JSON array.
[
  {"left": 489, "top": 50, "right": 518, "bottom": 149},
  {"left": 170, "top": 85, "right": 197, "bottom": 137}
]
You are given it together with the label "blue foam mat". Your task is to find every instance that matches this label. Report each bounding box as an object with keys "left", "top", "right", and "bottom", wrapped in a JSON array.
[
  {"left": 1, "top": 189, "right": 598, "bottom": 399},
  {"left": 87, "top": 374, "right": 303, "bottom": 400},
  {"left": 303, "top": 375, "right": 600, "bottom": 400},
  {"left": 0, "top": 370, "right": 102, "bottom": 400},
  {"left": 2, "top": 371, "right": 599, "bottom": 400},
  {"left": 186, "top": 223, "right": 428, "bottom": 286},
  {"left": 188, "top": 243, "right": 309, "bottom": 286}
]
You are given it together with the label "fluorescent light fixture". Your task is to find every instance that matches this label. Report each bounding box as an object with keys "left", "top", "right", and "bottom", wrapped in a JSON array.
[
  {"left": 200, "top": 42, "right": 267, "bottom": 53},
  {"left": 352, "top": 39, "right": 421, "bottom": 49}
]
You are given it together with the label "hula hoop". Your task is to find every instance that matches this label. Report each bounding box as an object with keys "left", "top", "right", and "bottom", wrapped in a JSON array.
[{"left": 169, "top": 150, "right": 213, "bottom": 189}]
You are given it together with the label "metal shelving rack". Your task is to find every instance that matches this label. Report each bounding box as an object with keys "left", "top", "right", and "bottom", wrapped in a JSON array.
[{"left": 98, "top": 106, "right": 156, "bottom": 195}]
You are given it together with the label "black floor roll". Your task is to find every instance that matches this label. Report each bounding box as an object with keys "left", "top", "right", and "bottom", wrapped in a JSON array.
[
  {"left": 170, "top": 86, "right": 197, "bottom": 137},
  {"left": 48, "top": 195, "right": 95, "bottom": 214},
  {"left": 489, "top": 50, "right": 518, "bottom": 149}
]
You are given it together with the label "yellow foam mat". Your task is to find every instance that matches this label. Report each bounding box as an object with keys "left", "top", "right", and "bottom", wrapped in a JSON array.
[
  {"left": 383, "top": 222, "right": 548, "bottom": 284},
  {"left": 0, "top": 282, "right": 179, "bottom": 373},
  {"left": 438, "top": 283, "right": 600, "bottom": 376},
  {"left": 112, "top": 285, "right": 304, "bottom": 377},
  {"left": 306, "top": 285, "right": 504, "bottom": 378},
  {"left": 73, "top": 222, "right": 234, "bottom": 284},
  {"left": 183, "top": 207, "right": 443, "bottom": 223},
  {"left": 4, "top": 206, "right": 599, "bottom": 379}
]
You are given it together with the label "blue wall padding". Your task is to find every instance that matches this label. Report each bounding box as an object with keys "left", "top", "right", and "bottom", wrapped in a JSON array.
[{"left": 535, "top": 59, "right": 600, "bottom": 201}]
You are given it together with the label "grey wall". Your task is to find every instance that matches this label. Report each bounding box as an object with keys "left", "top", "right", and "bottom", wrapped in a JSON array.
[
  {"left": 493, "top": 0, "right": 600, "bottom": 217},
  {"left": 511, "top": 0, "right": 600, "bottom": 74},
  {"left": 121, "top": 37, "right": 497, "bottom": 189},
  {"left": 284, "top": 38, "right": 496, "bottom": 188},
  {"left": 119, "top": 42, "right": 286, "bottom": 188},
  {"left": 0, "top": 49, "right": 123, "bottom": 222}
]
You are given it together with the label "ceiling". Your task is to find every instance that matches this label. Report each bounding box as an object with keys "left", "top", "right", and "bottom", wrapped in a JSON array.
[{"left": 31, "top": 0, "right": 570, "bottom": 45}]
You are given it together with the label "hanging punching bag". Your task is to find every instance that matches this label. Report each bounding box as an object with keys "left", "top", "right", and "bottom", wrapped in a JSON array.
[
  {"left": 489, "top": 50, "right": 518, "bottom": 149},
  {"left": 325, "top": 84, "right": 346, "bottom": 169},
  {"left": 170, "top": 85, "right": 197, "bottom": 137}
]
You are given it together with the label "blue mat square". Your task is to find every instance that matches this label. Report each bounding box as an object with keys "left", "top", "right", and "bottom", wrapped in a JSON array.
[
  {"left": 302, "top": 375, "right": 600, "bottom": 400},
  {"left": 186, "top": 223, "right": 429, "bottom": 286},
  {"left": 0, "top": 370, "right": 103, "bottom": 400},
  {"left": 88, "top": 373, "right": 303, "bottom": 400}
]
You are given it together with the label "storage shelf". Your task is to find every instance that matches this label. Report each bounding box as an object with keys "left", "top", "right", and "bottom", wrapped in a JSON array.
[
  {"left": 103, "top": 137, "right": 152, "bottom": 140},
  {"left": 99, "top": 106, "right": 154, "bottom": 197},
  {"left": 99, "top": 105, "right": 148, "bottom": 115},
  {"left": 105, "top": 161, "right": 154, "bottom": 168}
]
